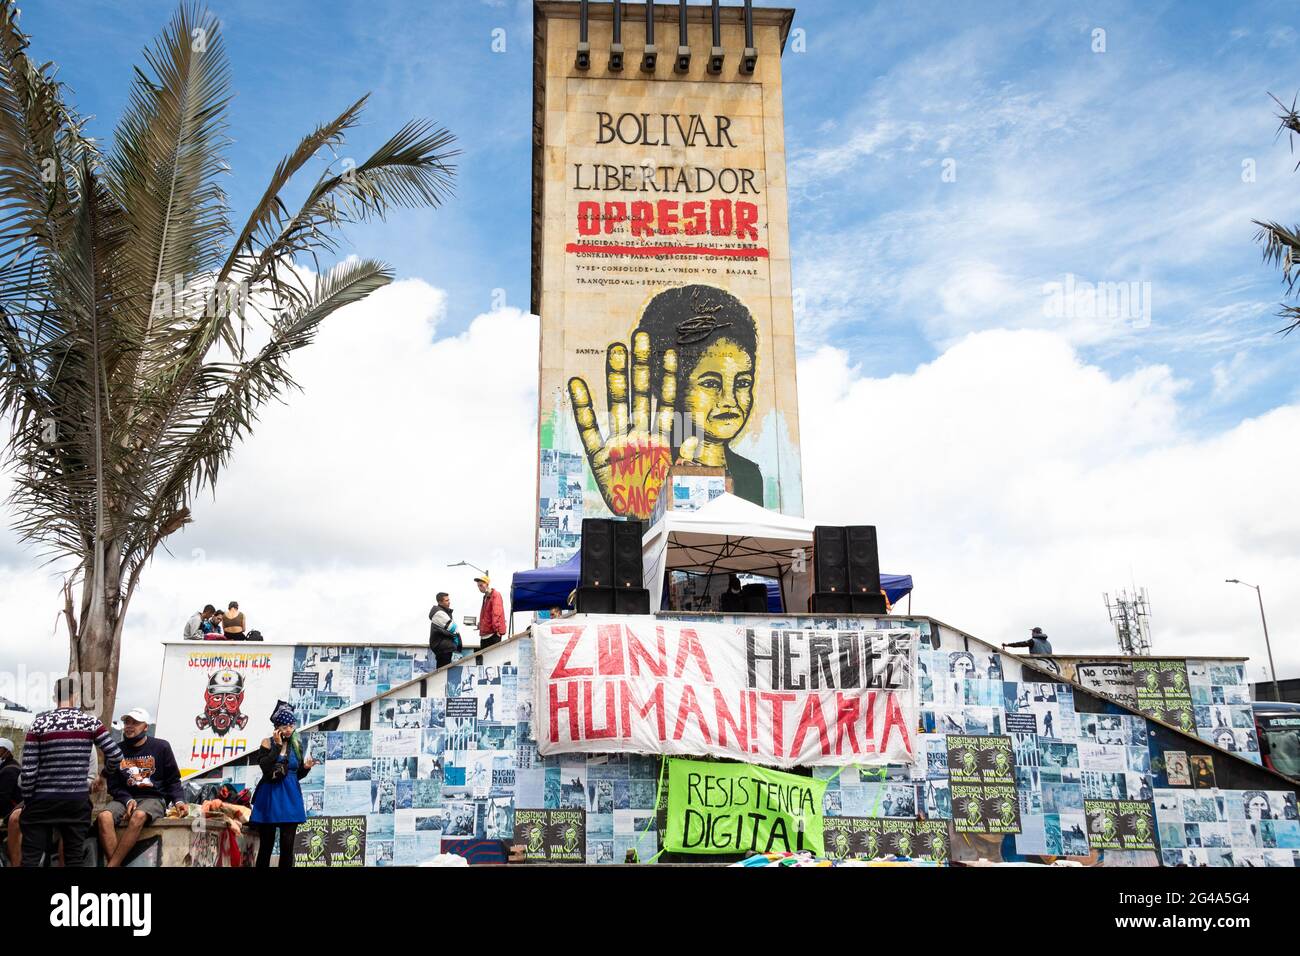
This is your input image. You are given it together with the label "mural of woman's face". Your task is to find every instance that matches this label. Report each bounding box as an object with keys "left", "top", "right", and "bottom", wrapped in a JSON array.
[{"left": 681, "top": 337, "right": 754, "bottom": 444}]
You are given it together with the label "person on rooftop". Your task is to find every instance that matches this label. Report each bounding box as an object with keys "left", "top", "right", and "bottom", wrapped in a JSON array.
[{"left": 1002, "top": 627, "right": 1053, "bottom": 655}]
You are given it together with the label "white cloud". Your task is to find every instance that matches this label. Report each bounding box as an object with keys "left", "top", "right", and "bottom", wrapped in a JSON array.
[
  {"left": 800, "top": 329, "right": 1300, "bottom": 686},
  {"left": 0, "top": 279, "right": 540, "bottom": 717},
  {"left": 3, "top": 292, "right": 1298, "bottom": 719}
]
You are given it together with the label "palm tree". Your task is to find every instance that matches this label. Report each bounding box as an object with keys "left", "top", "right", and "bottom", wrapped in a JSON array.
[
  {"left": 1254, "top": 93, "right": 1300, "bottom": 334},
  {"left": 0, "top": 2, "right": 457, "bottom": 720}
]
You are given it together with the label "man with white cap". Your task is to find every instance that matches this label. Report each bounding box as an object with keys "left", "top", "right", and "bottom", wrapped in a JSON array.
[
  {"left": 96, "top": 707, "right": 186, "bottom": 867},
  {"left": 475, "top": 574, "right": 507, "bottom": 650}
]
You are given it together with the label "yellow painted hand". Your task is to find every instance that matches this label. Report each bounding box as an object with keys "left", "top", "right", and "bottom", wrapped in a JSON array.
[{"left": 568, "top": 331, "right": 688, "bottom": 520}]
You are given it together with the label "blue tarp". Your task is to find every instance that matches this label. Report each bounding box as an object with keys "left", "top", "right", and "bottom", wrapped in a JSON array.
[{"left": 511, "top": 553, "right": 914, "bottom": 613}]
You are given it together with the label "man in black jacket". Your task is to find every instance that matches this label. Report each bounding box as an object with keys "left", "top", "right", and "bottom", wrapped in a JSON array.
[
  {"left": 1003, "top": 627, "right": 1053, "bottom": 656},
  {"left": 428, "top": 592, "right": 460, "bottom": 669}
]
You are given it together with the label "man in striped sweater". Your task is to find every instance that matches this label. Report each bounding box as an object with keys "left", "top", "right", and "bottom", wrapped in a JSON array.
[{"left": 19, "top": 676, "right": 123, "bottom": 867}]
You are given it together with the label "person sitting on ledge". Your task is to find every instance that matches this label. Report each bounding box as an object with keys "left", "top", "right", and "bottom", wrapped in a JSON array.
[
  {"left": 222, "top": 601, "right": 246, "bottom": 639},
  {"left": 1002, "top": 627, "right": 1053, "bottom": 655},
  {"left": 202, "top": 606, "right": 224, "bottom": 638},
  {"left": 96, "top": 707, "right": 185, "bottom": 867},
  {"left": 184, "top": 604, "right": 216, "bottom": 640}
]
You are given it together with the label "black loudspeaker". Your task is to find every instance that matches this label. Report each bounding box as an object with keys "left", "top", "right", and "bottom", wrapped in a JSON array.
[
  {"left": 741, "top": 583, "right": 768, "bottom": 613},
  {"left": 810, "top": 591, "right": 851, "bottom": 613},
  {"left": 576, "top": 586, "right": 615, "bottom": 614},
  {"left": 613, "top": 520, "right": 643, "bottom": 588},
  {"left": 851, "top": 592, "right": 888, "bottom": 614},
  {"left": 813, "top": 526, "right": 848, "bottom": 593},
  {"left": 580, "top": 518, "right": 614, "bottom": 587},
  {"left": 847, "top": 525, "right": 881, "bottom": 595},
  {"left": 614, "top": 588, "right": 650, "bottom": 614}
]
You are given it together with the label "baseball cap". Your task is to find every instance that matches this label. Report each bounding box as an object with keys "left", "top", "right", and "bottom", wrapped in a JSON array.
[
  {"left": 0, "top": 737, "right": 14, "bottom": 753},
  {"left": 474, "top": 574, "right": 490, "bottom": 586},
  {"left": 120, "top": 707, "right": 152, "bottom": 724}
]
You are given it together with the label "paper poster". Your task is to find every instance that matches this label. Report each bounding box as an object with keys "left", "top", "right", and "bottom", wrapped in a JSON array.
[
  {"left": 1073, "top": 662, "right": 1139, "bottom": 709},
  {"left": 514, "top": 809, "right": 586, "bottom": 863},
  {"left": 294, "top": 815, "right": 367, "bottom": 867},
  {"left": 1084, "top": 800, "right": 1157, "bottom": 851},
  {"left": 1191, "top": 755, "right": 1217, "bottom": 789},
  {"left": 1132, "top": 659, "right": 1195, "bottom": 734},
  {"left": 1164, "top": 751, "right": 1191, "bottom": 787},
  {"left": 823, "top": 817, "right": 948, "bottom": 863},
  {"left": 948, "top": 734, "right": 1020, "bottom": 834},
  {"left": 663, "top": 758, "right": 826, "bottom": 855}
]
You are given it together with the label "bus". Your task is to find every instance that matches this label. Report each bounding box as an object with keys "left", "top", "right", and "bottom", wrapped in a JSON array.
[{"left": 1252, "top": 700, "right": 1300, "bottom": 782}]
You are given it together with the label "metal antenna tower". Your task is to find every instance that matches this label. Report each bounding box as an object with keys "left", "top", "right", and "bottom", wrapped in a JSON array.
[{"left": 1103, "top": 588, "right": 1153, "bottom": 655}]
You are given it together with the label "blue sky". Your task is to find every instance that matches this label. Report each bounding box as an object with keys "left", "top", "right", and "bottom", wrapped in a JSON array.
[{"left": 24, "top": 0, "right": 1300, "bottom": 433}]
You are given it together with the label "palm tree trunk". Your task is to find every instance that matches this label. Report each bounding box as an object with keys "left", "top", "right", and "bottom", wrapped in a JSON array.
[{"left": 67, "top": 548, "right": 125, "bottom": 723}]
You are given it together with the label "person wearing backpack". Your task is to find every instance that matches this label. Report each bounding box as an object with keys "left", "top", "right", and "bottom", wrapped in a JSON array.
[{"left": 428, "top": 592, "right": 460, "bottom": 668}]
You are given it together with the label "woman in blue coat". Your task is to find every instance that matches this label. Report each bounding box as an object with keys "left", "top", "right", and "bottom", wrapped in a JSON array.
[{"left": 249, "top": 700, "right": 315, "bottom": 867}]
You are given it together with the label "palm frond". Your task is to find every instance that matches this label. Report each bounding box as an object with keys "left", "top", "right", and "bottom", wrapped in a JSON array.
[
  {"left": 0, "top": 0, "right": 456, "bottom": 603},
  {"left": 121, "top": 258, "right": 392, "bottom": 567},
  {"left": 105, "top": 2, "right": 232, "bottom": 423}
]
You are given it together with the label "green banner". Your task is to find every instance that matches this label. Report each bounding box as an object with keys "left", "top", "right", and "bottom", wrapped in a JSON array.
[{"left": 665, "top": 758, "right": 826, "bottom": 855}]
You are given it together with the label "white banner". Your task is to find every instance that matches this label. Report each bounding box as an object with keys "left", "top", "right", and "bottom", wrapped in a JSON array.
[
  {"left": 156, "top": 644, "right": 292, "bottom": 777},
  {"left": 534, "top": 618, "right": 917, "bottom": 768}
]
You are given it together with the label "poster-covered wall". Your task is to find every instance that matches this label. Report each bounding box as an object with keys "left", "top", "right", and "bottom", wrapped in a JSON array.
[
  {"left": 189, "top": 616, "right": 1297, "bottom": 867},
  {"left": 532, "top": 3, "right": 803, "bottom": 567},
  {"left": 1037, "top": 656, "right": 1260, "bottom": 765},
  {"left": 156, "top": 641, "right": 433, "bottom": 777}
]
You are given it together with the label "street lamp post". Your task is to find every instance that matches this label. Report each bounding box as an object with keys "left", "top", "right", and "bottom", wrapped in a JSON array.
[
  {"left": 448, "top": 560, "right": 490, "bottom": 578},
  {"left": 1225, "top": 579, "right": 1281, "bottom": 702}
]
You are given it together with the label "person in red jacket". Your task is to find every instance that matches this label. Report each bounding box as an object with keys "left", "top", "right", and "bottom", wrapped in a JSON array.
[{"left": 475, "top": 575, "right": 506, "bottom": 649}]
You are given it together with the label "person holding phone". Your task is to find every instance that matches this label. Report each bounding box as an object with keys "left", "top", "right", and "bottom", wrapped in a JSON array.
[{"left": 249, "top": 701, "right": 315, "bottom": 867}]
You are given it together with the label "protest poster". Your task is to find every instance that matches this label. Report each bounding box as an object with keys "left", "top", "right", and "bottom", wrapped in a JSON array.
[
  {"left": 514, "top": 809, "right": 586, "bottom": 863},
  {"left": 823, "top": 817, "right": 949, "bottom": 863},
  {"left": 1084, "top": 800, "right": 1157, "bottom": 851},
  {"left": 1073, "top": 662, "right": 1139, "bottom": 708},
  {"left": 328, "top": 816, "right": 367, "bottom": 866},
  {"left": 948, "top": 736, "right": 1020, "bottom": 834},
  {"left": 294, "top": 816, "right": 367, "bottom": 867},
  {"left": 1164, "top": 751, "right": 1191, "bottom": 787},
  {"left": 663, "top": 758, "right": 826, "bottom": 855},
  {"left": 946, "top": 734, "right": 1015, "bottom": 786},
  {"left": 534, "top": 618, "right": 917, "bottom": 768},
  {"left": 1132, "top": 659, "right": 1195, "bottom": 733},
  {"left": 295, "top": 818, "right": 331, "bottom": 867},
  {"left": 953, "top": 782, "right": 1021, "bottom": 835}
]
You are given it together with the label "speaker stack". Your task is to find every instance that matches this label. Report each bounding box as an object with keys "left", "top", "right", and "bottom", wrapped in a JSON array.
[
  {"left": 740, "top": 582, "right": 768, "bottom": 613},
  {"left": 811, "top": 525, "right": 888, "bottom": 614},
  {"left": 577, "top": 518, "right": 650, "bottom": 614}
]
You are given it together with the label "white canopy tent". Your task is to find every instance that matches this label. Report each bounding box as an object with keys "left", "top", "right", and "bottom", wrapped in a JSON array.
[{"left": 641, "top": 493, "right": 816, "bottom": 613}]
